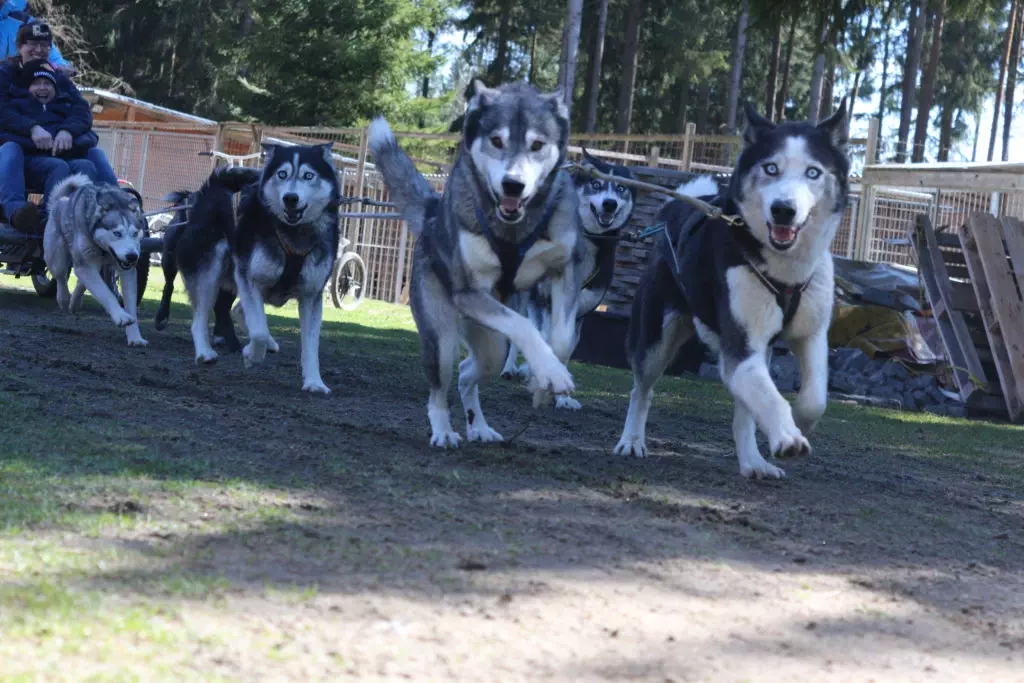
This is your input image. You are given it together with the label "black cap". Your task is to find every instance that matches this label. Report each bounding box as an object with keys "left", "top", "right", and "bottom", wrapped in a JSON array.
[{"left": 16, "top": 21, "right": 52, "bottom": 47}]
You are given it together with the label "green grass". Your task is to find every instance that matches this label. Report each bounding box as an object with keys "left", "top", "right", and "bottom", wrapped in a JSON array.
[{"left": 2, "top": 270, "right": 1024, "bottom": 678}]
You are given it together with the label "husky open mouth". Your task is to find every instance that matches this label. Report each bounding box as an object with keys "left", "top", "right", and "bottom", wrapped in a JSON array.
[
  {"left": 109, "top": 249, "right": 138, "bottom": 271},
  {"left": 590, "top": 203, "right": 618, "bottom": 228},
  {"left": 767, "top": 221, "right": 803, "bottom": 250},
  {"left": 497, "top": 196, "right": 525, "bottom": 223},
  {"left": 283, "top": 206, "right": 306, "bottom": 224}
]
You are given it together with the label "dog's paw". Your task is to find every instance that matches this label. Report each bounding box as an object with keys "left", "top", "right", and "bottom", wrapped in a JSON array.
[
  {"left": 740, "top": 458, "right": 787, "bottom": 480},
  {"left": 302, "top": 379, "right": 331, "bottom": 394},
  {"left": 613, "top": 435, "right": 647, "bottom": 458},
  {"left": 126, "top": 336, "right": 149, "bottom": 348},
  {"left": 111, "top": 310, "right": 135, "bottom": 328},
  {"left": 770, "top": 425, "right": 811, "bottom": 460},
  {"left": 195, "top": 349, "right": 219, "bottom": 364},
  {"left": 500, "top": 363, "right": 528, "bottom": 381},
  {"left": 429, "top": 429, "right": 462, "bottom": 449},
  {"left": 555, "top": 395, "right": 582, "bottom": 411},
  {"left": 527, "top": 355, "right": 575, "bottom": 396},
  {"left": 69, "top": 288, "right": 84, "bottom": 313},
  {"left": 466, "top": 423, "right": 503, "bottom": 443},
  {"left": 243, "top": 338, "right": 268, "bottom": 368},
  {"left": 531, "top": 388, "right": 551, "bottom": 409},
  {"left": 267, "top": 336, "right": 280, "bottom": 354}
]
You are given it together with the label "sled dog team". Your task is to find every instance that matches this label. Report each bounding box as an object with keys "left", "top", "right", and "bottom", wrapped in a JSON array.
[{"left": 42, "top": 80, "right": 850, "bottom": 480}]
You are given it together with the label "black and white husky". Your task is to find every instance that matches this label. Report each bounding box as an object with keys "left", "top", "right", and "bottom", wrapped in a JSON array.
[
  {"left": 369, "top": 81, "right": 581, "bottom": 448},
  {"left": 156, "top": 144, "right": 340, "bottom": 392},
  {"left": 614, "top": 101, "right": 849, "bottom": 479},
  {"left": 502, "top": 148, "right": 637, "bottom": 411}
]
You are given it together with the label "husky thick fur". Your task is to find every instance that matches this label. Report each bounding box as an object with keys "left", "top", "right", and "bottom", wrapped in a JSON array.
[
  {"left": 369, "top": 81, "right": 581, "bottom": 448},
  {"left": 43, "top": 174, "right": 149, "bottom": 346},
  {"left": 614, "top": 101, "right": 849, "bottom": 479},
  {"left": 502, "top": 148, "right": 637, "bottom": 409},
  {"left": 159, "top": 144, "right": 340, "bottom": 392}
]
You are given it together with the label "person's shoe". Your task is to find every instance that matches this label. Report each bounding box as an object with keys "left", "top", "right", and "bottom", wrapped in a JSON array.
[{"left": 10, "top": 204, "right": 43, "bottom": 235}]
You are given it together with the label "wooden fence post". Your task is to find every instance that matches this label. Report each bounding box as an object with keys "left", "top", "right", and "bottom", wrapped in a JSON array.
[
  {"left": 865, "top": 116, "right": 880, "bottom": 166},
  {"left": 353, "top": 127, "right": 370, "bottom": 247},
  {"left": 681, "top": 122, "right": 695, "bottom": 172},
  {"left": 646, "top": 145, "right": 660, "bottom": 167},
  {"left": 853, "top": 118, "right": 882, "bottom": 261}
]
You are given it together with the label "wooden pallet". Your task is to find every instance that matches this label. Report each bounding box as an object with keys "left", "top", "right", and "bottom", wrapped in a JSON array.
[
  {"left": 960, "top": 214, "right": 1024, "bottom": 421},
  {"left": 910, "top": 215, "right": 1007, "bottom": 416}
]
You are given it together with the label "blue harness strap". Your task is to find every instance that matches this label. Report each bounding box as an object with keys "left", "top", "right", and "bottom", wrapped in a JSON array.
[{"left": 473, "top": 188, "right": 560, "bottom": 302}]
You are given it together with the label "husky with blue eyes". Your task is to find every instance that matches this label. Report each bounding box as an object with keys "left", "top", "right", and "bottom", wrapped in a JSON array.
[{"left": 613, "top": 101, "right": 849, "bottom": 479}]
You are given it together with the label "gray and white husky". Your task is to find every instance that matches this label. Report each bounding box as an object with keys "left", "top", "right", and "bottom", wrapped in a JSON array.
[
  {"left": 614, "top": 101, "right": 849, "bottom": 479},
  {"left": 157, "top": 143, "right": 340, "bottom": 392},
  {"left": 43, "top": 174, "right": 149, "bottom": 347},
  {"left": 369, "top": 81, "right": 581, "bottom": 448},
  {"left": 502, "top": 148, "right": 637, "bottom": 411}
]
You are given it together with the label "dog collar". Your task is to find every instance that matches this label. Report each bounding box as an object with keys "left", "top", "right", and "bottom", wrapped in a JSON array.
[{"left": 274, "top": 226, "right": 315, "bottom": 258}]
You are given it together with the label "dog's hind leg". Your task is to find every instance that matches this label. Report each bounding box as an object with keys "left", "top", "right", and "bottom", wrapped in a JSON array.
[
  {"left": 185, "top": 243, "right": 227, "bottom": 363},
  {"left": 230, "top": 300, "right": 279, "bottom": 353},
  {"left": 233, "top": 271, "right": 272, "bottom": 368},
  {"left": 614, "top": 310, "right": 691, "bottom": 458},
  {"left": 69, "top": 281, "right": 86, "bottom": 313},
  {"left": 73, "top": 264, "right": 134, "bottom": 327},
  {"left": 154, "top": 256, "right": 177, "bottom": 331},
  {"left": 413, "top": 276, "right": 462, "bottom": 448},
  {"left": 500, "top": 342, "right": 524, "bottom": 379},
  {"left": 541, "top": 269, "right": 581, "bottom": 410},
  {"left": 297, "top": 293, "right": 330, "bottom": 394},
  {"left": 554, "top": 318, "right": 585, "bottom": 410},
  {"left": 458, "top": 320, "right": 507, "bottom": 443},
  {"left": 118, "top": 267, "right": 148, "bottom": 347},
  {"left": 212, "top": 290, "right": 242, "bottom": 353}
]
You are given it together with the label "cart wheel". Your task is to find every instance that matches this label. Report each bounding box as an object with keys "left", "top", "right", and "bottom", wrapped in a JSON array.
[
  {"left": 32, "top": 269, "right": 56, "bottom": 298},
  {"left": 330, "top": 253, "right": 366, "bottom": 310}
]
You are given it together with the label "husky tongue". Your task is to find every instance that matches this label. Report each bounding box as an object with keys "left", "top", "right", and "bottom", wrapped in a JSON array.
[
  {"left": 771, "top": 225, "right": 798, "bottom": 243},
  {"left": 500, "top": 197, "right": 522, "bottom": 214}
]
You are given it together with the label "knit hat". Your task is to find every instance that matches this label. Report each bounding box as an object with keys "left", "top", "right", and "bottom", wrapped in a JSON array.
[
  {"left": 18, "top": 59, "right": 57, "bottom": 89},
  {"left": 16, "top": 21, "right": 52, "bottom": 47}
]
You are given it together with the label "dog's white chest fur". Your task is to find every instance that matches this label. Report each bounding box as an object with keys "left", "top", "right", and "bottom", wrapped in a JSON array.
[{"left": 459, "top": 232, "right": 571, "bottom": 293}]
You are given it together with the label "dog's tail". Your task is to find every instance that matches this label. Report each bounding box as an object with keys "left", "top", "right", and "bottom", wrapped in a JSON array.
[
  {"left": 675, "top": 176, "right": 719, "bottom": 200},
  {"left": 209, "top": 166, "right": 261, "bottom": 193},
  {"left": 367, "top": 117, "right": 438, "bottom": 236},
  {"left": 47, "top": 173, "right": 93, "bottom": 214}
]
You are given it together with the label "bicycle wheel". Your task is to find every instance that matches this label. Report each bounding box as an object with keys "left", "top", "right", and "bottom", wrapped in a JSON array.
[{"left": 330, "top": 253, "right": 366, "bottom": 310}]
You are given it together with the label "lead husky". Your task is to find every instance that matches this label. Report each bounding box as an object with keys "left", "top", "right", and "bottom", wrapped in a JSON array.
[
  {"left": 160, "top": 144, "right": 340, "bottom": 392},
  {"left": 369, "top": 81, "right": 580, "bottom": 447},
  {"left": 613, "top": 101, "right": 849, "bottom": 479},
  {"left": 43, "top": 175, "right": 149, "bottom": 347},
  {"left": 502, "top": 148, "right": 637, "bottom": 410}
]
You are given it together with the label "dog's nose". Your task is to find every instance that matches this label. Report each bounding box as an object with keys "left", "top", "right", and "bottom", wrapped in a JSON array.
[
  {"left": 602, "top": 199, "right": 618, "bottom": 214},
  {"left": 501, "top": 178, "right": 526, "bottom": 198},
  {"left": 124, "top": 252, "right": 139, "bottom": 265},
  {"left": 283, "top": 193, "right": 299, "bottom": 208},
  {"left": 770, "top": 201, "right": 797, "bottom": 225}
]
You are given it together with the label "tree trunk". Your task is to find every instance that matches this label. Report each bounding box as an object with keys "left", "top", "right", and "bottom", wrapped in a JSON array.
[
  {"left": 582, "top": 0, "right": 609, "bottom": 133},
  {"left": 726, "top": 0, "right": 749, "bottom": 131},
  {"left": 777, "top": 13, "right": 797, "bottom": 120},
  {"left": 807, "top": 7, "right": 830, "bottom": 124},
  {"left": 912, "top": 0, "right": 946, "bottom": 162},
  {"left": 848, "top": 5, "right": 878, "bottom": 126},
  {"left": 896, "top": 0, "right": 928, "bottom": 163},
  {"left": 1002, "top": 1, "right": 1023, "bottom": 161},
  {"left": 696, "top": 81, "right": 711, "bottom": 132},
  {"left": 972, "top": 108, "right": 982, "bottom": 161},
  {"left": 989, "top": 0, "right": 1017, "bottom": 161},
  {"left": 937, "top": 105, "right": 955, "bottom": 161},
  {"left": 491, "top": 1, "right": 512, "bottom": 83},
  {"left": 528, "top": 26, "right": 538, "bottom": 84},
  {"left": 615, "top": 0, "right": 647, "bottom": 134},
  {"left": 557, "top": 0, "right": 584, "bottom": 120},
  {"left": 674, "top": 68, "right": 691, "bottom": 132},
  {"left": 765, "top": 15, "right": 782, "bottom": 121},
  {"left": 876, "top": 14, "right": 892, "bottom": 143}
]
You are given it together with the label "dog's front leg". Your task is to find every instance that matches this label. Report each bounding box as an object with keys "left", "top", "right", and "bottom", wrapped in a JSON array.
[
  {"left": 73, "top": 264, "right": 134, "bottom": 328},
  {"left": 118, "top": 267, "right": 148, "bottom": 347},
  {"left": 453, "top": 290, "right": 574, "bottom": 397},
  {"left": 546, "top": 269, "right": 581, "bottom": 410},
  {"left": 790, "top": 327, "right": 829, "bottom": 434},
  {"left": 232, "top": 270, "right": 271, "bottom": 368},
  {"left": 723, "top": 350, "right": 810, "bottom": 462},
  {"left": 297, "top": 293, "right": 329, "bottom": 394}
]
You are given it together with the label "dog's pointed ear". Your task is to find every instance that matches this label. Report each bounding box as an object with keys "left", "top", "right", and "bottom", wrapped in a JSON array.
[
  {"left": 540, "top": 87, "right": 570, "bottom": 122},
  {"left": 260, "top": 142, "right": 278, "bottom": 159},
  {"left": 77, "top": 183, "right": 101, "bottom": 228},
  {"left": 817, "top": 97, "right": 849, "bottom": 153},
  {"left": 465, "top": 79, "right": 498, "bottom": 115},
  {"left": 318, "top": 142, "right": 333, "bottom": 164},
  {"left": 742, "top": 101, "right": 773, "bottom": 146}
]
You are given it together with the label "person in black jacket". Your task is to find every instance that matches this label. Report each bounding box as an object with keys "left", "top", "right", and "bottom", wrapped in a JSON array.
[{"left": 0, "top": 22, "right": 118, "bottom": 234}]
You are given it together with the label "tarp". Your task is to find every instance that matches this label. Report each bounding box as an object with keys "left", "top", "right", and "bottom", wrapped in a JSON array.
[{"left": 829, "top": 304, "right": 940, "bottom": 364}]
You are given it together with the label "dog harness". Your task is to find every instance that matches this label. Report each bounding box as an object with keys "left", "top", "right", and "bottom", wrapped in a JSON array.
[
  {"left": 659, "top": 204, "right": 811, "bottom": 330},
  {"left": 472, "top": 186, "right": 560, "bottom": 302},
  {"left": 268, "top": 225, "right": 314, "bottom": 299}
]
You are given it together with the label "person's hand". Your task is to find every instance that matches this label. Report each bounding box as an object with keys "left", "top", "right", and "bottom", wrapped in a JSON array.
[
  {"left": 53, "top": 130, "right": 73, "bottom": 155},
  {"left": 55, "top": 63, "right": 77, "bottom": 77},
  {"left": 30, "top": 125, "right": 53, "bottom": 151}
]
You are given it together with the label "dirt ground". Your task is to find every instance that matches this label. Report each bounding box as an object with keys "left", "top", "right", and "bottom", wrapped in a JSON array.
[{"left": 1, "top": 280, "right": 1023, "bottom": 682}]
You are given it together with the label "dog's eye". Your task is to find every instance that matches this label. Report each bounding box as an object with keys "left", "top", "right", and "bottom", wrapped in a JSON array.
[
  {"left": 615, "top": 184, "right": 629, "bottom": 195},
  {"left": 113, "top": 230, "right": 123, "bottom": 238},
  {"left": 763, "top": 163, "right": 779, "bottom": 176},
  {"left": 490, "top": 136, "right": 504, "bottom": 149},
  {"left": 806, "top": 167, "right": 822, "bottom": 179},
  {"left": 303, "top": 171, "right": 315, "bottom": 180},
  {"left": 590, "top": 179, "right": 602, "bottom": 190},
  {"left": 277, "top": 170, "right": 287, "bottom": 180},
  {"left": 530, "top": 140, "right": 544, "bottom": 152}
]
